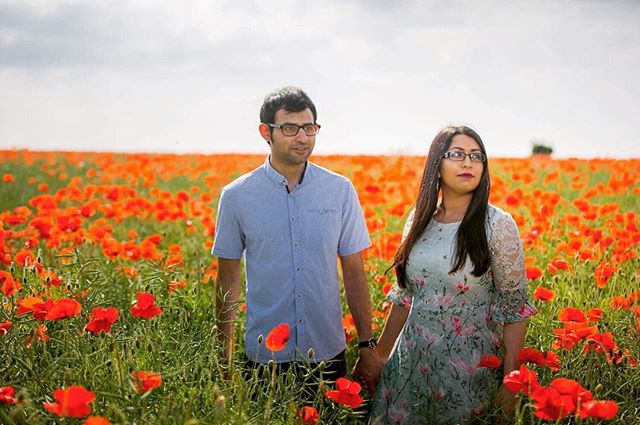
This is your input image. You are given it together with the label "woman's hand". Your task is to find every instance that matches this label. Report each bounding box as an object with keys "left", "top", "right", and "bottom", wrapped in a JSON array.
[{"left": 495, "top": 385, "right": 516, "bottom": 419}]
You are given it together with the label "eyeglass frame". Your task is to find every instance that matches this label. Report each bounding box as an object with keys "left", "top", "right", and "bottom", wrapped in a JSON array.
[
  {"left": 265, "top": 122, "right": 321, "bottom": 137},
  {"left": 442, "top": 150, "right": 487, "bottom": 163}
]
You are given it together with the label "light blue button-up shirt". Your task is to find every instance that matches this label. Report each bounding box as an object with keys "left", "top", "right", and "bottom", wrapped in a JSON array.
[{"left": 212, "top": 157, "right": 371, "bottom": 363}]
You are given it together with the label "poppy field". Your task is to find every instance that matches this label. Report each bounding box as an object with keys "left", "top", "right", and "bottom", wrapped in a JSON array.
[{"left": 1, "top": 150, "right": 639, "bottom": 424}]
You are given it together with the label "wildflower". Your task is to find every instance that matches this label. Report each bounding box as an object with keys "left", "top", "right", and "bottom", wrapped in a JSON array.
[
  {"left": 533, "top": 287, "right": 555, "bottom": 302},
  {"left": 43, "top": 385, "right": 95, "bottom": 418},
  {"left": 558, "top": 307, "right": 586, "bottom": 324},
  {"left": 476, "top": 354, "right": 502, "bottom": 369},
  {"left": 503, "top": 365, "right": 540, "bottom": 396},
  {"left": 131, "top": 371, "right": 162, "bottom": 393},
  {"left": 83, "top": 416, "right": 111, "bottom": 425},
  {"left": 531, "top": 386, "right": 575, "bottom": 421},
  {"left": 86, "top": 307, "right": 118, "bottom": 333},
  {"left": 0, "top": 320, "right": 11, "bottom": 336},
  {"left": 130, "top": 292, "right": 162, "bottom": 319},
  {"left": 265, "top": 323, "right": 290, "bottom": 352},
  {"left": 45, "top": 298, "right": 82, "bottom": 320},
  {"left": 0, "top": 386, "right": 16, "bottom": 404},
  {"left": 299, "top": 406, "right": 319, "bottom": 425},
  {"left": 0, "top": 270, "right": 20, "bottom": 297},
  {"left": 326, "top": 377, "right": 363, "bottom": 409},
  {"left": 587, "top": 307, "right": 602, "bottom": 322},
  {"left": 580, "top": 400, "right": 619, "bottom": 420},
  {"left": 518, "top": 348, "right": 561, "bottom": 371},
  {"left": 526, "top": 267, "right": 542, "bottom": 280}
]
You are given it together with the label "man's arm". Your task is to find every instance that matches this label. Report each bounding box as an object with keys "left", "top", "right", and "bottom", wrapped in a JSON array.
[
  {"left": 340, "top": 251, "right": 380, "bottom": 392},
  {"left": 215, "top": 258, "right": 242, "bottom": 368}
]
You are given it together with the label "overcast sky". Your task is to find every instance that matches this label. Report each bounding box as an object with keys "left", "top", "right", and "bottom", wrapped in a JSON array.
[{"left": 1, "top": 0, "right": 639, "bottom": 158}]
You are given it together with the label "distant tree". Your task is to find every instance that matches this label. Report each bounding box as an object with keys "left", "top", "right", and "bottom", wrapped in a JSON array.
[{"left": 531, "top": 139, "right": 553, "bottom": 156}]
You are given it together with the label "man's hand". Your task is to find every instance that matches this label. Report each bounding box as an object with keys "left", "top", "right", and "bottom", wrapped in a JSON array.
[{"left": 352, "top": 348, "right": 384, "bottom": 395}]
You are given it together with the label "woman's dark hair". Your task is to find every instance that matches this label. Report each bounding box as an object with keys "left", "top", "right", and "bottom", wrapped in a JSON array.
[
  {"left": 392, "top": 125, "right": 491, "bottom": 288},
  {"left": 259, "top": 86, "right": 317, "bottom": 125}
]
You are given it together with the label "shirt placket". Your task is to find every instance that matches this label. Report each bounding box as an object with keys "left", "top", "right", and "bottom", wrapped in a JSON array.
[{"left": 288, "top": 189, "right": 305, "bottom": 360}]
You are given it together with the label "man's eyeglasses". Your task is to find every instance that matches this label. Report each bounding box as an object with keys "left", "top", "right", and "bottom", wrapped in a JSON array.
[
  {"left": 442, "top": 151, "right": 486, "bottom": 163},
  {"left": 266, "top": 123, "right": 321, "bottom": 137}
]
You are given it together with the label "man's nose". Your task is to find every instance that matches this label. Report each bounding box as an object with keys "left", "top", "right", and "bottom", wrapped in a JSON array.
[{"left": 294, "top": 127, "right": 309, "bottom": 141}]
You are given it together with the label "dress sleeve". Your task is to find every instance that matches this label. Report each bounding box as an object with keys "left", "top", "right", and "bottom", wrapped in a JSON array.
[
  {"left": 387, "top": 210, "right": 414, "bottom": 310},
  {"left": 489, "top": 210, "right": 537, "bottom": 323}
]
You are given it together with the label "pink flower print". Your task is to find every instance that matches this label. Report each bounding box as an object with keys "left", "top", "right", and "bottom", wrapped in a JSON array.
[
  {"left": 450, "top": 357, "right": 478, "bottom": 376},
  {"left": 518, "top": 303, "right": 537, "bottom": 318},
  {"left": 419, "top": 363, "right": 430, "bottom": 375},
  {"left": 382, "top": 388, "right": 393, "bottom": 401},
  {"left": 414, "top": 277, "right": 426, "bottom": 288},
  {"left": 456, "top": 281, "right": 470, "bottom": 293},
  {"left": 388, "top": 405, "right": 409, "bottom": 424},
  {"left": 451, "top": 316, "right": 462, "bottom": 334},
  {"left": 431, "top": 386, "right": 446, "bottom": 401},
  {"left": 437, "top": 295, "right": 454, "bottom": 308}
]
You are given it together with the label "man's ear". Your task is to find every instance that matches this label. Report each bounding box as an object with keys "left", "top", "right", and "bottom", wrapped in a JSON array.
[{"left": 258, "top": 123, "right": 271, "bottom": 145}]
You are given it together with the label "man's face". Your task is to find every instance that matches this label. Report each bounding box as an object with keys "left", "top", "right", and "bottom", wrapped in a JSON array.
[{"left": 267, "top": 108, "right": 316, "bottom": 168}]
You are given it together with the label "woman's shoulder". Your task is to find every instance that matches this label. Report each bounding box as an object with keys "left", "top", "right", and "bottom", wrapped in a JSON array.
[{"left": 486, "top": 203, "right": 518, "bottom": 231}]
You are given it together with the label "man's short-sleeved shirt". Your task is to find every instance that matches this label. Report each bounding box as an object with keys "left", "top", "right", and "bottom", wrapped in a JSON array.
[{"left": 212, "top": 157, "right": 371, "bottom": 363}]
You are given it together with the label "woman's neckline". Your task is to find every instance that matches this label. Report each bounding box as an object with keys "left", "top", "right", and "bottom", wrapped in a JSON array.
[{"left": 432, "top": 217, "right": 462, "bottom": 225}]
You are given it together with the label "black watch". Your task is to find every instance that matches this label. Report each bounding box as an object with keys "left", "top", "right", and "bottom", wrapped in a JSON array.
[{"left": 358, "top": 338, "right": 377, "bottom": 349}]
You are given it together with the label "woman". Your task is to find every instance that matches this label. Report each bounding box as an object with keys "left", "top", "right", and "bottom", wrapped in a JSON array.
[{"left": 368, "top": 126, "right": 536, "bottom": 424}]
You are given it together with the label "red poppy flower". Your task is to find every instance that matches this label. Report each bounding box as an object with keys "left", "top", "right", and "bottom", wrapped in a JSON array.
[
  {"left": 43, "top": 385, "right": 95, "bottom": 418},
  {"left": 580, "top": 400, "right": 619, "bottom": 420},
  {"left": 526, "top": 266, "right": 542, "bottom": 280},
  {"left": 265, "top": 323, "right": 290, "bottom": 352},
  {"left": 83, "top": 416, "right": 111, "bottom": 425},
  {"left": 476, "top": 354, "right": 502, "bottom": 369},
  {"left": 503, "top": 365, "right": 540, "bottom": 396},
  {"left": 17, "top": 296, "right": 44, "bottom": 315},
  {"left": 0, "top": 386, "right": 16, "bottom": 404},
  {"left": 299, "top": 405, "right": 319, "bottom": 425},
  {"left": 0, "top": 270, "right": 20, "bottom": 297},
  {"left": 86, "top": 307, "right": 118, "bottom": 333},
  {"left": 130, "top": 292, "right": 162, "bottom": 319},
  {"left": 518, "top": 348, "right": 560, "bottom": 371},
  {"left": 531, "top": 386, "right": 575, "bottom": 421},
  {"left": 131, "top": 371, "right": 162, "bottom": 393},
  {"left": 0, "top": 320, "right": 11, "bottom": 336},
  {"left": 550, "top": 377, "right": 592, "bottom": 404},
  {"left": 587, "top": 307, "right": 602, "bottom": 322},
  {"left": 533, "top": 287, "right": 555, "bottom": 302},
  {"left": 558, "top": 307, "right": 587, "bottom": 324},
  {"left": 45, "top": 298, "right": 82, "bottom": 320},
  {"left": 326, "top": 377, "right": 363, "bottom": 409},
  {"left": 584, "top": 332, "right": 618, "bottom": 355}
]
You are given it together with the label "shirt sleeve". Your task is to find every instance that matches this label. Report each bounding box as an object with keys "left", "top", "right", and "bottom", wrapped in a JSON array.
[
  {"left": 211, "top": 188, "right": 245, "bottom": 260},
  {"left": 337, "top": 181, "right": 371, "bottom": 257},
  {"left": 488, "top": 210, "right": 537, "bottom": 323},
  {"left": 387, "top": 210, "right": 414, "bottom": 309}
]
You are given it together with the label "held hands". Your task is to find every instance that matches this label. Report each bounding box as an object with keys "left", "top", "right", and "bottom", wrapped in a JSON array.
[{"left": 352, "top": 348, "right": 385, "bottom": 395}]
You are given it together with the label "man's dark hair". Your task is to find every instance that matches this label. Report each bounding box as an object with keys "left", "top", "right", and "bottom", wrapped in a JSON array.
[{"left": 259, "top": 86, "right": 317, "bottom": 124}]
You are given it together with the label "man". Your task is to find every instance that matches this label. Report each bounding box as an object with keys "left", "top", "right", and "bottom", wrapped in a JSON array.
[{"left": 212, "top": 86, "right": 378, "bottom": 393}]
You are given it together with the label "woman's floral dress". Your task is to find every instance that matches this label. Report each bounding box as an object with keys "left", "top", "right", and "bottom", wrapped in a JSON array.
[{"left": 369, "top": 204, "right": 537, "bottom": 425}]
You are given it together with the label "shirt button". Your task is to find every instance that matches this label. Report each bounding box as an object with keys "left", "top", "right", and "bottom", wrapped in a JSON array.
[
  {"left": 294, "top": 242, "right": 298, "bottom": 247},
  {"left": 296, "top": 267, "right": 301, "bottom": 272},
  {"left": 291, "top": 217, "right": 295, "bottom": 221}
]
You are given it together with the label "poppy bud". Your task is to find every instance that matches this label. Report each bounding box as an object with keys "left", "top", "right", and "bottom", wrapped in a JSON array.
[
  {"left": 10, "top": 263, "right": 15, "bottom": 274},
  {"left": 66, "top": 283, "right": 72, "bottom": 291},
  {"left": 257, "top": 334, "right": 263, "bottom": 344},
  {"left": 307, "top": 348, "right": 315, "bottom": 359}
]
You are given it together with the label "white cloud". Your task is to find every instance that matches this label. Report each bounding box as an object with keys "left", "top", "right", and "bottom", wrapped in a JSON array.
[{"left": 1, "top": 0, "right": 639, "bottom": 157}]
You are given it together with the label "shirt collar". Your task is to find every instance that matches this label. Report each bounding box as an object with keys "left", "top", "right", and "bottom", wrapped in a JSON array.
[{"left": 263, "top": 156, "right": 312, "bottom": 189}]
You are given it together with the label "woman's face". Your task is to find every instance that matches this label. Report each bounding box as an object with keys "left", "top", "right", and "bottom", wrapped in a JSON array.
[{"left": 439, "top": 134, "right": 484, "bottom": 197}]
